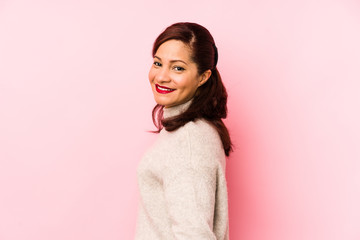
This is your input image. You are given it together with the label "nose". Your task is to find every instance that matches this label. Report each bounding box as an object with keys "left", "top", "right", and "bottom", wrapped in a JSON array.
[{"left": 155, "top": 67, "right": 171, "bottom": 83}]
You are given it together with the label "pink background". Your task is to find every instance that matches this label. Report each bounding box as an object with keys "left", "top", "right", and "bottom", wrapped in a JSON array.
[{"left": 1, "top": 0, "right": 359, "bottom": 239}]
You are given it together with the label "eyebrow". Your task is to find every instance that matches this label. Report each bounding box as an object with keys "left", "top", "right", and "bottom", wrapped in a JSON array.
[{"left": 154, "top": 56, "right": 188, "bottom": 65}]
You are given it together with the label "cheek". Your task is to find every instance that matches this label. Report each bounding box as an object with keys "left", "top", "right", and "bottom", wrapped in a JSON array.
[
  {"left": 148, "top": 68, "right": 155, "bottom": 83},
  {"left": 178, "top": 77, "right": 198, "bottom": 92}
]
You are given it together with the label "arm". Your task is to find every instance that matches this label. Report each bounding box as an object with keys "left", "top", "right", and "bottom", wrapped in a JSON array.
[{"left": 163, "top": 165, "right": 218, "bottom": 240}]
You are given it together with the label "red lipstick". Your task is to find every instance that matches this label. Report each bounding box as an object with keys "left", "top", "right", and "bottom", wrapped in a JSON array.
[{"left": 155, "top": 84, "right": 175, "bottom": 94}]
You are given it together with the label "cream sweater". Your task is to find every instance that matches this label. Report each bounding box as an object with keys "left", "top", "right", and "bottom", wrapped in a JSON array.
[{"left": 135, "top": 100, "right": 229, "bottom": 240}]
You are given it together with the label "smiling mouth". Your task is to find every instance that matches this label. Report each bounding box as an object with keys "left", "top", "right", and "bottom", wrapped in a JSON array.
[{"left": 155, "top": 84, "right": 175, "bottom": 94}]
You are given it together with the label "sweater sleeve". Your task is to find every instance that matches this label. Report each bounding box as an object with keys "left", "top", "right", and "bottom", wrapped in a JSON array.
[{"left": 163, "top": 166, "right": 218, "bottom": 240}]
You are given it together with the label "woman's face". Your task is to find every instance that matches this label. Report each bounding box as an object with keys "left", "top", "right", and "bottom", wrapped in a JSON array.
[{"left": 149, "top": 40, "right": 210, "bottom": 108}]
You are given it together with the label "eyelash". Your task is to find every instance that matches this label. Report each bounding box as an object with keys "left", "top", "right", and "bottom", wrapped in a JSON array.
[
  {"left": 153, "top": 62, "right": 185, "bottom": 72},
  {"left": 173, "top": 66, "right": 185, "bottom": 71}
]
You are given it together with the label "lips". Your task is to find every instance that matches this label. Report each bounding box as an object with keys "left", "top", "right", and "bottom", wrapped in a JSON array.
[{"left": 155, "top": 84, "right": 175, "bottom": 94}]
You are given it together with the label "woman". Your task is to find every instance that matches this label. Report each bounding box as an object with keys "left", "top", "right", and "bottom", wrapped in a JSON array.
[{"left": 136, "top": 22, "right": 232, "bottom": 240}]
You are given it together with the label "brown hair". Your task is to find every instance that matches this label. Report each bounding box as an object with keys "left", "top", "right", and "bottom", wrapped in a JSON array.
[{"left": 151, "top": 22, "right": 233, "bottom": 156}]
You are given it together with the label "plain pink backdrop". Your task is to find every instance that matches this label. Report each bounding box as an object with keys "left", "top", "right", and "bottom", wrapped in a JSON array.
[{"left": 0, "top": 0, "right": 359, "bottom": 239}]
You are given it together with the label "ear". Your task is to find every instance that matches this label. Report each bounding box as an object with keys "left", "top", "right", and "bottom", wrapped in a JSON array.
[{"left": 198, "top": 70, "right": 212, "bottom": 87}]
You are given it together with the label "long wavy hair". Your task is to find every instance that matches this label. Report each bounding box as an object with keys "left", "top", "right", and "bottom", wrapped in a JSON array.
[{"left": 151, "top": 22, "right": 233, "bottom": 156}]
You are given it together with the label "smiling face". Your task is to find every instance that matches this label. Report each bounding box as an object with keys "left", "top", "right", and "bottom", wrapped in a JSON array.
[{"left": 149, "top": 40, "right": 211, "bottom": 108}]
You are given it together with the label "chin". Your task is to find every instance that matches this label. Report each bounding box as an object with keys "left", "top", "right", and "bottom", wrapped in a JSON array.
[{"left": 154, "top": 96, "right": 172, "bottom": 107}]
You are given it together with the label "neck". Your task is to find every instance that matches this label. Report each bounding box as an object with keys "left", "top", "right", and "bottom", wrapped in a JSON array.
[{"left": 163, "top": 99, "right": 193, "bottom": 119}]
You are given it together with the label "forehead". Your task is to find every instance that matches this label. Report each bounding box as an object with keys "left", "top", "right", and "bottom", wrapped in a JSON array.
[{"left": 155, "top": 40, "right": 193, "bottom": 62}]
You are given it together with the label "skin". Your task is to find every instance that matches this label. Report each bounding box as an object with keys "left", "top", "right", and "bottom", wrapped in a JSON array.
[{"left": 149, "top": 40, "right": 212, "bottom": 108}]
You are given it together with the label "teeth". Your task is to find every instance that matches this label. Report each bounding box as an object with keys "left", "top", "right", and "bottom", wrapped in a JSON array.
[{"left": 157, "top": 86, "right": 173, "bottom": 91}]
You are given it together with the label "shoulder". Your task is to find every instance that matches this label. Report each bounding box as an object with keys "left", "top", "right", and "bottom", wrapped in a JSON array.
[
  {"left": 161, "top": 119, "right": 218, "bottom": 145},
  {"left": 184, "top": 119, "right": 222, "bottom": 146},
  {"left": 157, "top": 119, "right": 225, "bottom": 168},
  {"left": 182, "top": 119, "right": 225, "bottom": 167}
]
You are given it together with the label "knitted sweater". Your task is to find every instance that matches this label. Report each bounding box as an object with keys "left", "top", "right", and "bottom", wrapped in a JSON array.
[{"left": 135, "top": 100, "right": 229, "bottom": 240}]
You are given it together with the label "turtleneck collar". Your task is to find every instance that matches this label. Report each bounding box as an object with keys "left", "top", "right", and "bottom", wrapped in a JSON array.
[{"left": 163, "top": 99, "right": 193, "bottom": 119}]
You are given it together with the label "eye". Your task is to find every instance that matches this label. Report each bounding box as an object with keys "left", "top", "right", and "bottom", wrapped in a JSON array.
[
  {"left": 153, "top": 61, "right": 162, "bottom": 67},
  {"left": 173, "top": 66, "right": 185, "bottom": 71}
]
